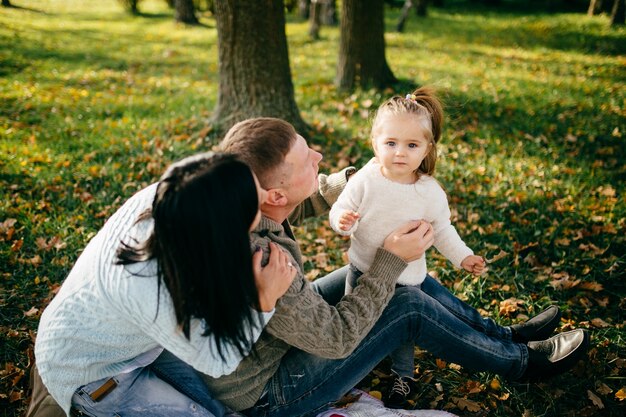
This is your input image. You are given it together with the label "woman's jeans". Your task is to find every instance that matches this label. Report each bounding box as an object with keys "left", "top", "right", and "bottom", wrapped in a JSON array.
[
  {"left": 250, "top": 270, "right": 527, "bottom": 417},
  {"left": 71, "top": 350, "right": 236, "bottom": 417}
]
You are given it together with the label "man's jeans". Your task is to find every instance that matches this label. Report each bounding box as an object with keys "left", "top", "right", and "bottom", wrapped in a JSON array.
[
  {"left": 71, "top": 350, "right": 236, "bottom": 417},
  {"left": 251, "top": 271, "right": 527, "bottom": 417}
]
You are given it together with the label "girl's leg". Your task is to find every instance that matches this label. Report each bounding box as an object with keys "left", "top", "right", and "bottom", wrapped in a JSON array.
[
  {"left": 248, "top": 286, "right": 525, "bottom": 417},
  {"left": 389, "top": 342, "right": 415, "bottom": 378},
  {"left": 71, "top": 352, "right": 232, "bottom": 417},
  {"left": 420, "top": 275, "right": 512, "bottom": 340}
]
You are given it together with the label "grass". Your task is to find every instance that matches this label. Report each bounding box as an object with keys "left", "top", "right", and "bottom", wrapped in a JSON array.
[{"left": 1, "top": 0, "right": 625, "bottom": 415}]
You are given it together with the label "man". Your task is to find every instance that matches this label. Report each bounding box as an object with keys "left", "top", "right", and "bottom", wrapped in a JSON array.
[{"left": 203, "top": 117, "right": 590, "bottom": 417}]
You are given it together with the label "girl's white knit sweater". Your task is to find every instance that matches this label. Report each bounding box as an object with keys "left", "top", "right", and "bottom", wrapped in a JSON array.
[
  {"left": 329, "top": 160, "right": 473, "bottom": 286},
  {"left": 35, "top": 183, "right": 272, "bottom": 415}
]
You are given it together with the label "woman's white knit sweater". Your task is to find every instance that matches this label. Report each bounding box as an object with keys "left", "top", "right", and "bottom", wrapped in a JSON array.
[
  {"left": 34, "top": 183, "right": 272, "bottom": 415},
  {"left": 329, "top": 159, "right": 473, "bottom": 286}
]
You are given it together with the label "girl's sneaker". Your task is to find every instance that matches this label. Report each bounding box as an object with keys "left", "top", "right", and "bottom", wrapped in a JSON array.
[{"left": 385, "top": 374, "right": 416, "bottom": 409}]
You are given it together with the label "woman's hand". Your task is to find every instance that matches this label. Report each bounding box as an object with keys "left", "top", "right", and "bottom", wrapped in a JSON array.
[
  {"left": 383, "top": 220, "right": 434, "bottom": 262},
  {"left": 338, "top": 210, "right": 360, "bottom": 231},
  {"left": 461, "top": 255, "right": 486, "bottom": 275},
  {"left": 253, "top": 242, "right": 297, "bottom": 312}
]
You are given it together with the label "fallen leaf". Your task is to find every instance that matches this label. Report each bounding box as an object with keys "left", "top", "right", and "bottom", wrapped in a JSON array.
[
  {"left": 368, "top": 390, "right": 382, "bottom": 400},
  {"left": 486, "top": 250, "right": 508, "bottom": 264},
  {"left": 615, "top": 387, "right": 626, "bottom": 401},
  {"left": 334, "top": 392, "right": 362, "bottom": 408},
  {"left": 24, "top": 307, "right": 39, "bottom": 317},
  {"left": 490, "top": 378, "right": 501, "bottom": 391},
  {"left": 451, "top": 396, "right": 482, "bottom": 412},
  {"left": 596, "top": 383, "right": 612, "bottom": 395},
  {"left": 579, "top": 281, "right": 604, "bottom": 292},
  {"left": 587, "top": 390, "right": 604, "bottom": 409},
  {"left": 590, "top": 318, "right": 611, "bottom": 328}
]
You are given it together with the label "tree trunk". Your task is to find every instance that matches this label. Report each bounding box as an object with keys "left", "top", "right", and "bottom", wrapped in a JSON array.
[
  {"left": 611, "top": 0, "right": 625, "bottom": 25},
  {"left": 1, "top": 0, "right": 12, "bottom": 7},
  {"left": 336, "top": 0, "right": 397, "bottom": 91},
  {"left": 321, "top": 0, "right": 338, "bottom": 25},
  {"left": 174, "top": 0, "right": 199, "bottom": 24},
  {"left": 299, "top": 0, "right": 310, "bottom": 19},
  {"left": 588, "top": 0, "right": 600, "bottom": 15},
  {"left": 213, "top": 0, "right": 307, "bottom": 134},
  {"left": 396, "top": 0, "right": 413, "bottom": 32},
  {"left": 309, "top": 0, "right": 322, "bottom": 39}
]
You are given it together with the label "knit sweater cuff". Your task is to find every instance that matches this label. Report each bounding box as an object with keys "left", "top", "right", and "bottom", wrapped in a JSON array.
[{"left": 368, "top": 248, "right": 407, "bottom": 283}]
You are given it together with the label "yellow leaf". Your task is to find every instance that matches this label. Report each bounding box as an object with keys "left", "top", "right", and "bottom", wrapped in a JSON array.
[
  {"left": 368, "top": 390, "right": 382, "bottom": 400},
  {"left": 615, "top": 387, "right": 626, "bottom": 401},
  {"left": 490, "top": 378, "right": 501, "bottom": 391}
]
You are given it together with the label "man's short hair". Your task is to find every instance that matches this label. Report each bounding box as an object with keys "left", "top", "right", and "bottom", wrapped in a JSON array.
[{"left": 220, "top": 118, "right": 297, "bottom": 187}]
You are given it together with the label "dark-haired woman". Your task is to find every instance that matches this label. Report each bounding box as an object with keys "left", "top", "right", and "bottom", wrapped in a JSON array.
[{"left": 34, "top": 153, "right": 295, "bottom": 416}]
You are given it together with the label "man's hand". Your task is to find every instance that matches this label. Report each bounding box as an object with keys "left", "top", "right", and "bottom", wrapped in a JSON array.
[
  {"left": 253, "top": 242, "right": 296, "bottom": 312},
  {"left": 338, "top": 210, "right": 360, "bottom": 231},
  {"left": 383, "top": 220, "right": 434, "bottom": 262},
  {"left": 461, "top": 255, "right": 486, "bottom": 275}
]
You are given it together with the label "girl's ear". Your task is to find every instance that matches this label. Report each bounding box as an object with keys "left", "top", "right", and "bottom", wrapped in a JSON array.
[{"left": 265, "top": 188, "right": 288, "bottom": 207}]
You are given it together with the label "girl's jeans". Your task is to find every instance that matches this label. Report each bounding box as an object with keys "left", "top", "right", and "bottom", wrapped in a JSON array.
[
  {"left": 249, "top": 268, "right": 526, "bottom": 417},
  {"left": 71, "top": 350, "right": 237, "bottom": 417}
]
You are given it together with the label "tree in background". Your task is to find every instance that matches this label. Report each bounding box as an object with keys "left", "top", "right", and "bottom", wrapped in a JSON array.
[
  {"left": 396, "top": 0, "right": 429, "bottom": 32},
  {"left": 118, "top": 0, "right": 141, "bottom": 14},
  {"left": 308, "top": 0, "right": 337, "bottom": 39},
  {"left": 175, "top": 0, "right": 199, "bottom": 24},
  {"left": 212, "top": 0, "right": 307, "bottom": 133},
  {"left": 336, "top": 0, "right": 397, "bottom": 91},
  {"left": 611, "top": 0, "right": 625, "bottom": 24},
  {"left": 1, "top": 0, "right": 12, "bottom": 8}
]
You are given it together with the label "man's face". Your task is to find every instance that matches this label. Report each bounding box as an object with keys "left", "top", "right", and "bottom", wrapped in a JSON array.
[{"left": 282, "top": 134, "right": 322, "bottom": 205}]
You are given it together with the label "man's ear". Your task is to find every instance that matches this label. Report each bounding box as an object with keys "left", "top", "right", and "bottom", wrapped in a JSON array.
[{"left": 265, "top": 189, "right": 289, "bottom": 207}]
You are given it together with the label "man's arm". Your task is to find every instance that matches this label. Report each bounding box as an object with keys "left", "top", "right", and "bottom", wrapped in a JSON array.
[
  {"left": 288, "top": 167, "right": 356, "bottom": 226},
  {"left": 266, "top": 247, "right": 406, "bottom": 359}
]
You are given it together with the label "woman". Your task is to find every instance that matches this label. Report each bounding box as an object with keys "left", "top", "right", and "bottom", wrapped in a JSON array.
[{"left": 34, "top": 153, "right": 295, "bottom": 416}]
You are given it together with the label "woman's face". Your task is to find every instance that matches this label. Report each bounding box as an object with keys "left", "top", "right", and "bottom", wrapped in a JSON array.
[{"left": 250, "top": 173, "right": 269, "bottom": 231}]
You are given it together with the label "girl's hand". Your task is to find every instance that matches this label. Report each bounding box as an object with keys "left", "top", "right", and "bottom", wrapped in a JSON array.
[
  {"left": 338, "top": 210, "right": 360, "bottom": 231},
  {"left": 383, "top": 220, "right": 434, "bottom": 262},
  {"left": 461, "top": 255, "right": 486, "bottom": 276},
  {"left": 253, "top": 242, "right": 297, "bottom": 312}
]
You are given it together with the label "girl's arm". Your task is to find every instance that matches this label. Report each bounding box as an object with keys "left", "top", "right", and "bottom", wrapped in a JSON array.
[
  {"left": 329, "top": 168, "right": 366, "bottom": 235},
  {"left": 428, "top": 182, "right": 474, "bottom": 269}
]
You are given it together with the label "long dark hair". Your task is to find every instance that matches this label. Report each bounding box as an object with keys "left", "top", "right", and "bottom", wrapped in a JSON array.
[{"left": 117, "top": 152, "right": 261, "bottom": 359}]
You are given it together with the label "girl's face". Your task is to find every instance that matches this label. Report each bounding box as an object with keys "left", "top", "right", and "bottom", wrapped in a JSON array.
[
  {"left": 250, "top": 173, "right": 269, "bottom": 231},
  {"left": 372, "top": 113, "right": 432, "bottom": 184}
]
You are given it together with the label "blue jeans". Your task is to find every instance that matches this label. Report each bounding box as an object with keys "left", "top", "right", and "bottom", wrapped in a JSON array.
[
  {"left": 250, "top": 272, "right": 525, "bottom": 417},
  {"left": 71, "top": 350, "right": 237, "bottom": 417}
]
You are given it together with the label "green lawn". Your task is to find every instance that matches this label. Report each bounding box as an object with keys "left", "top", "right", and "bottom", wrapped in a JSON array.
[{"left": 1, "top": 0, "right": 625, "bottom": 415}]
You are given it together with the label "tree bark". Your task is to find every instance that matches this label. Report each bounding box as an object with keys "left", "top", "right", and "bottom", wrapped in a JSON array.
[
  {"left": 611, "top": 0, "right": 625, "bottom": 25},
  {"left": 336, "top": 0, "right": 397, "bottom": 91},
  {"left": 299, "top": 0, "right": 310, "bottom": 19},
  {"left": 588, "top": 0, "right": 600, "bottom": 15},
  {"left": 309, "top": 0, "right": 322, "bottom": 39},
  {"left": 174, "top": 0, "right": 199, "bottom": 24},
  {"left": 213, "top": 0, "right": 307, "bottom": 134},
  {"left": 321, "top": 0, "right": 338, "bottom": 25}
]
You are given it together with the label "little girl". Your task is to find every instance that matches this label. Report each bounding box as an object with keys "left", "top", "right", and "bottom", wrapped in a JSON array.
[{"left": 329, "top": 87, "right": 486, "bottom": 408}]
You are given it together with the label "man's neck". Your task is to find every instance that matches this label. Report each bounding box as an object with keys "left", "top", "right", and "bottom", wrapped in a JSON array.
[{"left": 261, "top": 206, "right": 292, "bottom": 225}]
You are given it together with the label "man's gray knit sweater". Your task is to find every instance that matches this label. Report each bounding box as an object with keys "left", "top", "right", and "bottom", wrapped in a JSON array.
[{"left": 203, "top": 213, "right": 407, "bottom": 410}]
